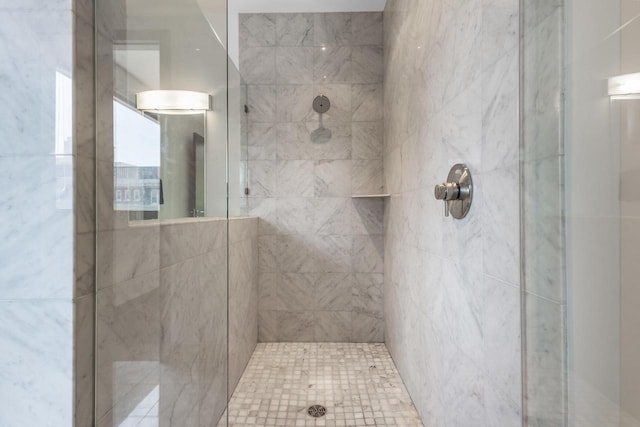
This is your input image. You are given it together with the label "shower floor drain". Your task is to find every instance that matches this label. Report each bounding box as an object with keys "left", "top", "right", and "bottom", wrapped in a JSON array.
[{"left": 307, "top": 405, "right": 327, "bottom": 418}]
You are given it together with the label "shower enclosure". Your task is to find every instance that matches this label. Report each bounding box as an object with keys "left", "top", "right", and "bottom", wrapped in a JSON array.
[
  {"left": 94, "top": 0, "right": 237, "bottom": 425},
  {"left": 522, "top": 0, "right": 640, "bottom": 425}
]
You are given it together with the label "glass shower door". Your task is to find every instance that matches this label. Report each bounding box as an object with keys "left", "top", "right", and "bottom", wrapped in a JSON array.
[
  {"left": 94, "top": 0, "right": 230, "bottom": 425},
  {"left": 522, "top": 0, "right": 640, "bottom": 425}
]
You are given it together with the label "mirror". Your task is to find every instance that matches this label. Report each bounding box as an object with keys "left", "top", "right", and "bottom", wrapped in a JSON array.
[{"left": 112, "top": 44, "right": 209, "bottom": 220}]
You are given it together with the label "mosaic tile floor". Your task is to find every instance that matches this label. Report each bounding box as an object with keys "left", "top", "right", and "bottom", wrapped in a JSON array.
[{"left": 224, "top": 343, "right": 424, "bottom": 426}]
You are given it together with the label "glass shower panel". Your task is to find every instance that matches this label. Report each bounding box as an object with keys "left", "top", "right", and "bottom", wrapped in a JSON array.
[
  {"left": 523, "top": 0, "right": 640, "bottom": 425},
  {"left": 565, "top": 0, "right": 640, "bottom": 425},
  {"left": 95, "top": 0, "right": 229, "bottom": 426},
  {"left": 521, "top": 0, "right": 567, "bottom": 425}
]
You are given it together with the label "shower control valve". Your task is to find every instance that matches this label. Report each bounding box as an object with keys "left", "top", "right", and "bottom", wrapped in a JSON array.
[{"left": 434, "top": 164, "right": 473, "bottom": 219}]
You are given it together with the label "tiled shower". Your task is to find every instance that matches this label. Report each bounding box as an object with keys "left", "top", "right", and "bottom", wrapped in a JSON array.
[
  {"left": 240, "top": 12, "right": 386, "bottom": 343},
  {"left": 4, "top": 0, "right": 613, "bottom": 425}
]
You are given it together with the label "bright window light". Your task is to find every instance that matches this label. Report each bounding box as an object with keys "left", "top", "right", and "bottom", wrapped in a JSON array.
[{"left": 608, "top": 73, "right": 640, "bottom": 100}]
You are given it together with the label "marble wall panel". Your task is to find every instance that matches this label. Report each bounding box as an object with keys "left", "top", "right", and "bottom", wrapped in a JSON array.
[
  {"left": 383, "top": 0, "right": 522, "bottom": 425},
  {"left": 95, "top": 218, "right": 237, "bottom": 427},
  {"left": 229, "top": 218, "right": 259, "bottom": 393},
  {"left": 241, "top": 12, "right": 385, "bottom": 342}
]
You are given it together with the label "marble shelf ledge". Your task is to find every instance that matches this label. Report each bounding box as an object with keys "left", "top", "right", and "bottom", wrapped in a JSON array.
[{"left": 351, "top": 194, "right": 391, "bottom": 198}]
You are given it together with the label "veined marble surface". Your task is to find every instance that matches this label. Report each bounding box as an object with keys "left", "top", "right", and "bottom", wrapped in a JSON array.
[
  {"left": 241, "top": 12, "right": 386, "bottom": 343},
  {"left": 383, "top": 0, "right": 522, "bottom": 426}
]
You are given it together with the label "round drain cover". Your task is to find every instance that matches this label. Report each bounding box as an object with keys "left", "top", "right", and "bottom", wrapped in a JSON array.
[{"left": 307, "top": 405, "right": 327, "bottom": 418}]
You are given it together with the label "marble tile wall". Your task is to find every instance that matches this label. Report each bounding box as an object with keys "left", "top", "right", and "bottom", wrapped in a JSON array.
[
  {"left": 240, "top": 12, "right": 386, "bottom": 343},
  {"left": 94, "top": 3, "right": 258, "bottom": 426},
  {"left": 94, "top": 218, "right": 229, "bottom": 427},
  {"left": 0, "top": 1, "right": 83, "bottom": 426},
  {"left": 383, "top": 0, "right": 522, "bottom": 426},
  {"left": 229, "top": 217, "right": 259, "bottom": 394}
]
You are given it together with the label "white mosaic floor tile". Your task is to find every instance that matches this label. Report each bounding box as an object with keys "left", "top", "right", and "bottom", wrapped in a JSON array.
[{"left": 222, "top": 343, "right": 424, "bottom": 427}]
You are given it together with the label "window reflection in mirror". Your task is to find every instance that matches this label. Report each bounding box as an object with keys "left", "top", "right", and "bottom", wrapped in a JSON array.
[{"left": 112, "top": 44, "right": 207, "bottom": 220}]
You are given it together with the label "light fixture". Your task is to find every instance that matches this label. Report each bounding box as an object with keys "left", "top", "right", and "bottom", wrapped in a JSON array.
[
  {"left": 136, "top": 90, "right": 212, "bottom": 114},
  {"left": 608, "top": 73, "right": 640, "bottom": 100}
]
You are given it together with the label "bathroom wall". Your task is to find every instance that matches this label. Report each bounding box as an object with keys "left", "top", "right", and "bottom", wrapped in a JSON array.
[
  {"left": 383, "top": 0, "right": 522, "bottom": 425},
  {"left": 229, "top": 217, "right": 259, "bottom": 393},
  {"left": 94, "top": 1, "right": 236, "bottom": 426},
  {"left": 0, "top": 0, "right": 95, "bottom": 425},
  {"left": 95, "top": 218, "right": 229, "bottom": 426},
  {"left": 240, "top": 12, "right": 386, "bottom": 342}
]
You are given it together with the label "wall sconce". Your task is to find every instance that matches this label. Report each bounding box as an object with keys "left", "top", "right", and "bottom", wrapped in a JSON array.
[
  {"left": 608, "top": 73, "right": 640, "bottom": 100},
  {"left": 136, "top": 90, "right": 213, "bottom": 114}
]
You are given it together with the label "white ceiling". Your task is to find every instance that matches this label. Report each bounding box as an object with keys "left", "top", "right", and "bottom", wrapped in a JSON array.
[{"left": 229, "top": 0, "right": 386, "bottom": 14}]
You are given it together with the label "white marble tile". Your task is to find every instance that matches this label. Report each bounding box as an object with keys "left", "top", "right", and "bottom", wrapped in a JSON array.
[
  {"left": 352, "top": 12, "right": 383, "bottom": 46},
  {"left": 258, "top": 235, "right": 279, "bottom": 272},
  {"left": 522, "top": 10, "right": 563, "bottom": 162},
  {"left": 314, "top": 311, "right": 352, "bottom": 342},
  {"left": 247, "top": 85, "right": 276, "bottom": 123},
  {"left": 314, "top": 46, "right": 351, "bottom": 84},
  {"left": 316, "top": 235, "right": 352, "bottom": 273},
  {"left": 352, "top": 84, "right": 384, "bottom": 122},
  {"left": 524, "top": 294, "right": 565, "bottom": 426},
  {"left": 276, "top": 197, "right": 314, "bottom": 234},
  {"left": 278, "top": 311, "right": 315, "bottom": 341},
  {"left": 482, "top": 167, "right": 520, "bottom": 286},
  {"left": 258, "top": 310, "right": 278, "bottom": 342},
  {"left": 248, "top": 122, "right": 276, "bottom": 160},
  {"left": 314, "top": 13, "right": 351, "bottom": 46},
  {"left": 351, "top": 312, "right": 384, "bottom": 342},
  {"left": 276, "top": 47, "right": 314, "bottom": 84},
  {"left": 275, "top": 85, "right": 315, "bottom": 122},
  {"left": 240, "top": 47, "right": 276, "bottom": 84},
  {"left": 314, "top": 160, "right": 351, "bottom": 197},
  {"left": 353, "top": 235, "right": 384, "bottom": 273},
  {"left": 0, "top": 300, "right": 73, "bottom": 427},
  {"left": 481, "top": 0, "right": 518, "bottom": 68},
  {"left": 352, "top": 159, "right": 384, "bottom": 195},
  {"left": 312, "top": 197, "right": 352, "bottom": 235},
  {"left": 278, "top": 234, "right": 317, "bottom": 273},
  {"left": 315, "top": 272, "right": 353, "bottom": 311},
  {"left": 484, "top": 383, "right": 522, "bottom": 427},
  {"left": 248, "top": 160, "right": 276, "bottom": 197},
  {"left": 352, "top": 121, "right": 383, "bottom": 160},
  {"left": 352, "top": 46, "right": 384, "bottom": 84},
  {"left": 275, "top": 13, "right": 313, "bottom": 46},
  {"left": 240, "top": 14, "right": 276, "bottom": 48},
  {"left": 276, "top": 160, "right": 315, "bottom": 197},
  {"left": 351, "top": 197, "right": 384, "bottom": 235},
  {"left": 0, "top": 11, "right": 72, "bottom": 156},
  {"left": 258, "top": 272, "right": 282, "bottom": 311},
  {"left": 226, "top": 343, "right": 424, "bottom": 425},
  {"left": 278, "top": 272, "right": 315, "bottom": 311},
  {"left": 248, "top": 197, "right": 278, "bottom": 236},
  {"left": 383, "top": 0, "right": 521, "bottom": 424},
  {"left": 482, "top": 276, "right": 521, "bottom": 404},
  {"left": 482, "top": 51, "right": 519, "bottom": 171},
  {"left": 0, "top": 156, "right": 73, "bottom": 299},
  {"left": 353, "top": 273, "right": 384, "bottom": 315}
]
